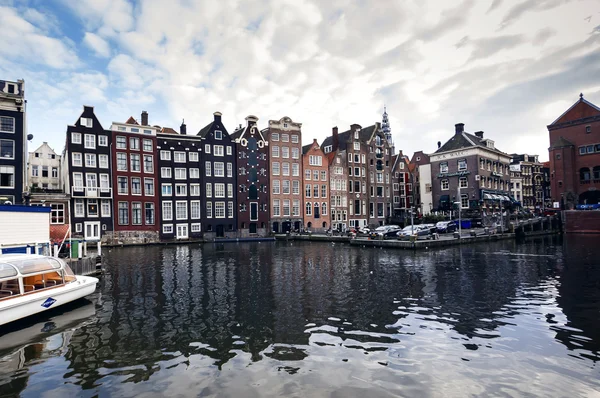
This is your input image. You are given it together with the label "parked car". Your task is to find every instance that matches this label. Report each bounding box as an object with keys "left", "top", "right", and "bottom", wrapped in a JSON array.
[
  {"left": 354, "top": 226, "right": 370, "bottom": 235},
  {"left": 370, "top": 225, "right": 401, "bottom": 238},
  {"left": 384, "top": 225, "right": 402, "bottom": 237},
  {"left": 397, "top": 225, "right": 423, "bottom": 237},
  {"left": 436, "top": 221, "right": 457, "bottom": 233}
]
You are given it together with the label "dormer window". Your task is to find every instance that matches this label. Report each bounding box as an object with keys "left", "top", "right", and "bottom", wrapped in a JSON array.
[
  {"left": 7, "top": 84, "right": 15, "bottom": 94},
  {"left": 80, "top": 117, "right": 93, "bottom": 128},
  {"left": 215, "top": 130, "right": 223, "bottom": 140},
  {"left": 354, "top": 131, "right": 359, "bottom": 140},
  {"left": 284, "top": 123, "right": 288, "bottom": 128}
]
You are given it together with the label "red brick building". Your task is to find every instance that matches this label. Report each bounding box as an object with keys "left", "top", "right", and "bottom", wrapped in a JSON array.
[
  {"left": 302, "top": 139, "right": 330, "bottom": 232},
  {"left": 110, "top": 112, "right": 160, "bottom": 241},
  {"left": 548, "top": 94, "right": 600, "bottom": 208}
]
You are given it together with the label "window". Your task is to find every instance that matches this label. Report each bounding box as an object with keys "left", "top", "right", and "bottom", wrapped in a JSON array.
[
  {"left": 141, "top": 178, "right": 154, "bottom": 196},
  {"left": 306, "top": 202, "right": 312, "bottom": 216},
  {"left": 292, "top": 148, "right": 299, "bottom": 159},
  {"left": 322, "top": 202, "right": 327, "bottom": 215},
  {"left": 205, "top": 161, "right": 212, "bottom": 176},
  {"left": 129, "top": 137, "right": 140, "bottom": 150},
  {"left": 292, "top": 199, "right": 300, "bottom": 216},
  {"left": 175, "top": 168, "right": 186, "bottom": 179},
  {"left": 441, "top": 179, "right": 449, "bottom": 190},
  {"left": 272, "top": 146, "right": 280, "bottom": 157},
  {"left": 214, "top": 145, "right": 224, "bottom": 156},
  {"left": 191, "top": 223, "right": 201, "bottom": 232},
  {"left": 162, "top": 184, "right": 172, "bottom": 196},
  {"left": 227, "top": 183, "right": 233, "bottom": 198},
  {"left": 163, "top": 224, "right": 173, "bottom": 234},
  {"left": 273, "top": 199, "right": 280, "bottom": 216},
  {"left": 354, "top": 142, "right": 360, "bottom": 150},
  {"left": 0, "top": 116, "right": 15, "bottom": 133},
  {"left": 116, "top": 136, "right": 127, "bottom": 149},
  {"left": 459, "top": 177, "right": 468, "bottom": 188},
  {"left": 309, "top": 155, "right": 322, "bottom": 166},
  {"left": 72, "top": 153, "right": 82, "bottom": 167},
  {"left": 131, "top": 202, "right": 142, "bottom": 225},
  {"left": 204, "top": 144, "right": 211, "bottom": 154},
  {"left": 282, "top": 134, "right": 289, "bottom": 142},
  {"left": 0, "top": 139, "right": 14, "bottom": 159},
  {"left": 461, "top": 194, "right": 469, "bottom": 209},
  {"left": 189, "top": 168, "right": 200, "bottom": 179},
  {"left": 214, "top": 162, "right": 224, "bottom": 177},
  {"left": 206, "top": 183, "right": 212, "bottom": 197},
  {"left": 292, "top": 180, "right": 300, "bottom": 194},
  {"left": 215, "top": 202, "right": 225, "bottom": 218},
  {"left": 579, "top": 147, "right": 586, "bottom": 155},
  {"left": 190, "top": 184, "right": 200, "bottom": 196},
  {"left": 190, "top": 201, "right": 201, "bottom": 219},
  {"left": 305, "top": 184, "right": 311, "bottom": 197},
  {"left": 99, "top": 174, "right": 110, "bottom": 192},
  {"left": 74, "top": 199, "right": 84, "bottom": 217},
  {"left": 161, "top": 167, "right": 172, "bottom": 178},
  {"left": 271, "top": 133, "right": 279, "bottom": 141},
  {"left": 142, "top": 139, "right": 152, "bottom": 152},
  {"left": 458, "top": 159, "right": 467, "bottom": 171},
  {"left": 145, "top": 203, "right": 155, "bottom": 224},
  {"left": 226, "top": 146, "right": 232, "bottom": 155},
  {"left": 273, "top": 180, "right": 280, "bottom": 194},
  {"left": 282, "top": 162, "right": 290, "bottom": 176},
  {"left": 586, "top": 125, "right": 591, "bottom": 133},
  {"left": 71, "top": 132, "right": 82, "bottom": 144},
  {"left": 118, "top": 202, "right": 129, "bottom": 225},
  {"left": 84, "top": 134, "right": 96, "bottom": 149},
  {"left": 50, "top": 204, "right": 64, "bottom": 224},
  {"left": 130, "top": 154, "right": 141, "bottom": 171},
  {"left": 291, "top": 135, "right": 299, "bottom": 143},
  {"left": 174, "top": 151, "right": 186, "bottom": 162},
  {"left": 130, "top": 177, "right": 141, "bottom": 195},
  {"left": 283, "top": 180, "right": 290, "bottom": 194},
  {"left": 85, "top": 153, "right": 96, "bottom": 168},
  {"left": 282, "top": 147, "right": 289, "bottom": 158},
  {"left": 101, "top": 200, "right": 111, "bottom": 217},
  {"left": 97, "top": 154, "right": 108, "bottom": 169},
  {"left": 272, "top": 162, "right": 280, "bottom": 175},
  {"left": 189, "top": 152, "right": 198, "bottom": 161},
  {"left": 176, "top": 201, "right": 187, "bottom": 220},
  {"left": 214, "top": 130, "right": 223, "bottom": 140},
  {"left": 305, "top": 169, "right": 311, "bottom": 180},
  {"left": 321, "top": 185, "right": 327, "bottom": 198},
  {"left": 117, "top": 177, "right": 128, "bottom": 194},
  {"left": 556, "top": 154, "right": 561, "bottom": 160},
  {"left": 73, "top": 173, "right": 83, "bottom": 191},
  {"left": 80, "top": 117, "right": 93, "bottom": 127},
  {"left": 440, "top": 162, "right": 448, "bottom": 173},
  {"left": 215, "top": 183, "right": 225, "bottom": 197},
  {"left": 227, "top": 162, "right": 232, "bottom": 177},
  {"left": 160, "top": 150, "right": 171, "bottom": 160},
  {"left": 162, "top": 201, "right": 173, "bottom": 220},
  {"left": 144, "top": 155, "right": 153, "bottom": 173},
  {"left": 313, "top": 170, "right": 319, "bottom": 180}
]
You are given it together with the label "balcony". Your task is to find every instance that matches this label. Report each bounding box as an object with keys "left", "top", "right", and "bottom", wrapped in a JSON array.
[{"left": 71, "top": 186, "right": 112, "bottom": 198}]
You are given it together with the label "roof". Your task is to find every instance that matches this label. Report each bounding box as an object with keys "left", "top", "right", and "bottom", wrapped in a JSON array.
[
  {"left": 320, "top": 124, "right": 377, "bottom": 152},
  {"left": 125, "top": 116, "right": 139, "bottom": 125},
  {"left": 160, "top": 127, "right": 178, "bottom": 135},
  {"left": 229, "top": 126, "right": 246, "bottom": 141},
  {"left": 302, "top": 143, "right": 312, "bottom": 155},
  {"left": 197, "top": 122, "right": 213, "bottom": 138},
  {"left": 549, "top": 94, "right": 600, "bottom": 126},
  {"left": 549, "top": 136, "right": 575, "bottom": 149},
  {"left": 435, "top": 128, "right": 509, "bottom": 157}
]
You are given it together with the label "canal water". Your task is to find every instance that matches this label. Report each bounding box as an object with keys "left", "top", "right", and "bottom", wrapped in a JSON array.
[{"left": 1, "top": 236, "right": 599, "bottom": 397}]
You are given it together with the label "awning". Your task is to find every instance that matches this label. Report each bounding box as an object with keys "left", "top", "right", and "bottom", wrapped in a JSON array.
[{"left": 484, "top": 193, "right": 492, "bottom": 200}]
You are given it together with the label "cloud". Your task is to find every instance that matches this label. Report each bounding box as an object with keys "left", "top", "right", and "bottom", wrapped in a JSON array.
[
  {"left": 0, "top": 6, "right": 79, "bottom": 69},
  {"left": 467, "top": 34, "right": 526, "bottom": 60},
  {"left": 500, "top": 0, "right": 572, "bottom": 29},
  {"left": 532, "top": 27, "right": 557, "bottom": 46},
  {"left": 83, "top": 32, "right": 111, "bottom": 57}
]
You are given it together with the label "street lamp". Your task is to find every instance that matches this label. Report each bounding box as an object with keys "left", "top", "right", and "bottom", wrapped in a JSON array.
[{"left": 453, "top": 201, "right": 461, "bottom": 238}]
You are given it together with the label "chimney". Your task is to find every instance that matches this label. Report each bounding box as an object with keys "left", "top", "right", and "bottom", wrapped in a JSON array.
[
  {"left": 437, "top": 141, "right": 441, "bottom": 149},
  {"left": 455, "top": 123, "right": 464, "bottom": 134},
  {"left": 475, "top": 131, "right": 484, "bottom": 138},
  {"left": 332, "top": 126, "right": 339, "bottom": 150},
  {"left": 141, "top": 111, "right": 148, "bottom": 126},
  {"left": 180, "top": 119, "right": 187, "bottom": 135},
  {"left": 213, "top": 111, "right": 222, "bottom": 123}
]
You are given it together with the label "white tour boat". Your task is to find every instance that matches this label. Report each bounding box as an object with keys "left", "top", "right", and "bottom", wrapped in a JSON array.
[{"left": 0, "top": 254, "right": 98, "bottom": 326}]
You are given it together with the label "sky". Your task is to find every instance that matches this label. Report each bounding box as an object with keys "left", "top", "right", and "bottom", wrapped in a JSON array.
[{"left": 1, "top": 0, "right": 600, "bottom": 162}]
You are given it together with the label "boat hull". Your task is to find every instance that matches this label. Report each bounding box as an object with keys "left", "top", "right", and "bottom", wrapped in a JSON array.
[{"left": 0, "top": 276, "right": 98, "bottom": 326}]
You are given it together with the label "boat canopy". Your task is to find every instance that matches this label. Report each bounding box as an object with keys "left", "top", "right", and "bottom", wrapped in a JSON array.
[{"left": 0, "top": 256, "right": 65, "bottom": 281}]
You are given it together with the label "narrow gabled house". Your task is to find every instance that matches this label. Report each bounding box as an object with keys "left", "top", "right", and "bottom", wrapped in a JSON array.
[
  {"left": 410, "top": 150, "right": 431, "bottom": 216},
  {"left": 322, "top": 127, "right": 349, "bottom": 232},
  {"left": 108, "top": 112, "right": 160, "bottom": 244},
  {"left": 198, "top": 112, "right": 237, "bottom": 238},
  {"left": 391, "top": 153, "right": 412, "bottom": 225},
  {"left": 263, "top": 116, "right": 303, "bottom": 233},
  {"left": 365, "top": 122, "right": 394, "bottom": 227},
  {"left": 63, "top": 106, "right": 113, "bottom": 241},
  {"left": 231, "top": 115, "right": 270, "bottom": 237},
  {"left": 156, "top": 122, "right": 203, "bottom": 240},
  {"left": 0, "top": 79, "right": 26, "bottom": 205},
  {"left": 302, "top": 139, "right": 330, "bottom": 232}
]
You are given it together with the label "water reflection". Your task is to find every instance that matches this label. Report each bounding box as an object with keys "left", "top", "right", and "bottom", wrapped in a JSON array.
[{"left": 1, "top": 236, "right": 600, "bottom": 396}]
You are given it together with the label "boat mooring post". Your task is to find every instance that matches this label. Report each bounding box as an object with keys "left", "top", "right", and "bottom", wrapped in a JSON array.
[
  {"left": 97, "top": 241, "right": 102, "bottom": 256},
  {"left": 77, "top": 241, "right": 82, "bottom": 259},
  {"left": 83, "top": 241, "right": 88, "bottom": 256},
  {"left": 53, "top": 244, "right": 59, "bottom": 258}
]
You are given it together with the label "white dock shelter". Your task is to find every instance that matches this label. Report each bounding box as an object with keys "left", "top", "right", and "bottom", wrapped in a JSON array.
[{"left": 0, "top": 205, "right": 51, "bottom": 255}]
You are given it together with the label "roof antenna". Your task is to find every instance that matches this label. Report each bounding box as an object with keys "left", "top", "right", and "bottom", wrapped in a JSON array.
[{"left": 580, "top": 93, "right": 584, "bottom": 99}]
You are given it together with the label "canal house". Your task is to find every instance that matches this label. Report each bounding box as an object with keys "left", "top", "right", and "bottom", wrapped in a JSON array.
[
  {"left": 63, "top": 106, "right": 113, "bottom": 241},
  {"left": 263, "top": 116, "right": 304, "bottom": 233},
  {"left": 198, "top": 112, "right": 237, "bottom": 238},
  {"left": 302, "top": 139, "right": 330, "bottom": 232},
  {"left": 231, "top": 115, "right": 270, "bottom": 237},
  {"left": 323, "top": 127, "right": 349, "bottom": 232},
  {"left": 0, "top": 79, "right": 26, "bottom": 205},
  {"left": 156, "top": 122, "right": 203, "bottom": 240},
  {"left": 365, "top": 122, "right": 394, "bottom": 227},
  {"left": 109, "top": 112, "right": 160, "bottom": 243}
]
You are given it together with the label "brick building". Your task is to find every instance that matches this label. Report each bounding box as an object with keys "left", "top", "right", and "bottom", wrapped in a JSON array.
[
  {"left": 510, "top": 154, "right": 543, "bottom": 211},
  {"left": 231, "top": 115, "right": 270, "bottom": 237},
  {"left": 264, "top": 116, "right": 303, "bottom": 233},
  {"left": 0, "top": 79, "right": 26, "bottom": 205},
  {"left": 324, "top": 128, "right": 349, "bottom": 232},
  {"left": 547, "top": 93, "right": 600, "bottom": 208},
  {"left": 302, "top": 139, "right": 330, "bottom": 232}
]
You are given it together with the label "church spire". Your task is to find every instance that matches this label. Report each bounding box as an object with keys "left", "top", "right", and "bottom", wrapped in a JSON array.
[{"left": 382, "top": 105, "right": 392, "bottom": 144}]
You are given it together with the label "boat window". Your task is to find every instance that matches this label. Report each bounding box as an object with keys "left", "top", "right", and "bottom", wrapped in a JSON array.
[
  {"left": 0, "top": 278, "right": 20, "bottom": 299},
  {"left": 23, "top": 271, "right": 66, "bottom": 291},
  {"left": 10, "top": 258, "right": 62, "bottom": 275},
  {"left": 0, "top": 263, "right": 18, "bottom": 280}
]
